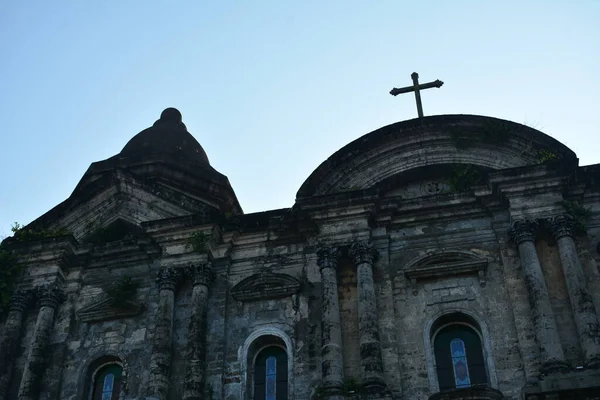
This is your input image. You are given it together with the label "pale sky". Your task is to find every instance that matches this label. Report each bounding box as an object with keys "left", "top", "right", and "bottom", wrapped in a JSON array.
[{"left": 1, "top": 1, "right": 599, "bottom": 237}]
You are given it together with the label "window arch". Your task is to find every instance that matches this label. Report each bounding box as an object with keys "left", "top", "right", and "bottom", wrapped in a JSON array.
[
  {"left": 431, "top": 313, "right": 488, "bottom": 392},
  {"left": 91, "top": 363, "right": 123, "bottom": 400},
  {"left": 83, "top": 356, "right": 124, "bottom": 400},
  {"left": 254, "top": 346, "right": 288, "bottom": 400}
]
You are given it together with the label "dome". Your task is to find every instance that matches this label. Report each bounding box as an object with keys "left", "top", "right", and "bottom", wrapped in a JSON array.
[{"left": 120, "top": 107, "right": 210, "bottom": 165}]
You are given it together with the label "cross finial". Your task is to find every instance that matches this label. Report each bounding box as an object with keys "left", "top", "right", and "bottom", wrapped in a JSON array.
[{"left": 390, "top": 72, "right": 444, "bottom": 118}]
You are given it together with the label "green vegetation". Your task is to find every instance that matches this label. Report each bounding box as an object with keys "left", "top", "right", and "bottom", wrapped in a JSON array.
[
  {"left": 562, "top": 200, "right": 592, "bottom": 234},
  {"left": 10, "top": 222, "right": 68, "bottom": 242},
  {"left": 187, "top": 231, "right": 208, "bottom": 253},
  {"left": 1, "top": 222, "right": 69, "bottom": 313},
  {"left": 536, "top": 149, "right": 558, "bottom": 164},
  {"left": 447, "top": 165, "right": 483, "bottom": 192},
  {"left": 107, "top": 275, "right": 139, "bottom": 307}
]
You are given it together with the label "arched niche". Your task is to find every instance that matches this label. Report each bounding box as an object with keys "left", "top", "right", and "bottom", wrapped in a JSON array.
[
  {"left": 241, "top": 327, "right": 294, "bottom": 400},
  {"left": 423, "top": 310, "right": 498, "bottom": 394}
]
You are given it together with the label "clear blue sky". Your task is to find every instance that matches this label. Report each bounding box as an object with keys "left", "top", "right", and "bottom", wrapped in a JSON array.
[{"left": 1, "top": 1, "right": 599, "bottom": 237}]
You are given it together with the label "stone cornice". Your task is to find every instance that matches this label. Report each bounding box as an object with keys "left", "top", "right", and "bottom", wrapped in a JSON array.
[
  {"left": 76, "top": 298, "right": 144, "bottom": 323},
  {"left": 405, "top": 259, "right": 488, "bottom": 295}
]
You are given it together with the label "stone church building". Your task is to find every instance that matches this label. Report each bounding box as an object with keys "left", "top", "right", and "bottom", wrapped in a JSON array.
[{"left": 1, "top": 108, "right": 600, "bottom": 400}]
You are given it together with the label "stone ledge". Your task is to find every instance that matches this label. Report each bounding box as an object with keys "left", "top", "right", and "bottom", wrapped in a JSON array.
[{"left": 428, "top": 386, "right": 504, "bottom": 400}]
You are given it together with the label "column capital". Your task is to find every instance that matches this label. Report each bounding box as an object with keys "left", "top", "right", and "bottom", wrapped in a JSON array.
[
  {"left": 156, "top": 267, "right": 183, "bottom": 292},
  {"left": 9, "top": 288, "right": 34, "bottom": 313},
  {"left": 316, "top": 246, "right": 340, "bottom": 271},
  {"left": 349, "top": 241, "right": 379, "bottom": 265},
  {"left": 36, "top": 283, "right": 66, "bottom": 309},
  {"left": 508, "top": 219, "right": 538, "bottom": 244},
  {"left": 185, "top": 263, "right": 214, "bottom": 287},
  {"left": 550, "top": 214, "right": 576, "bottom": 240}
]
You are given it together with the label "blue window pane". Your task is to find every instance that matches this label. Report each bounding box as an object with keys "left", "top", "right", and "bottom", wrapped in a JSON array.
[
  {"left": 450, "top": 338, "right": 471, "bottom": 388},
  {"left": 265, "top": 356, "right": 277, "bottom": 400},
  {"left": 103, "top": 373, "right": 114, "bottom": 392},
  {"left": 101, "top": 393, "right": 112, "bottom": 400}
]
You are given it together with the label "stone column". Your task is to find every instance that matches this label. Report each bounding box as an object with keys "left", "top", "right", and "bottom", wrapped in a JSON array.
[
  {"left": 183, "top": 263, "right": 214, "bottom": 400},
  {"left": 508, "top": 220, "right": 569, "bottom": 373},
  {"left": 349, "top": 241, "right": 387, "bottom": 393},
  {"left": 0, "top": 289, "right": 32, "bottom": 400},
  {"left": 18, "top": 284, "right": 65, "bottom": 400},
  {"left": 316, "top": 246, "right": 344, "bottom": 393},
  {"left": 550, "top": 215, "right": 600, "bottom": 368},
  {"left": 148, "top": 267, "right": 182, "bottom": 400}
]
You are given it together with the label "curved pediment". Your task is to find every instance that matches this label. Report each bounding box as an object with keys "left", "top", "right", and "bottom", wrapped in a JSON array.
[
  {"left": 296, "top": 114, "right": 577, "bottom": 198},
  {"left": 402, "top": 249, "right": 489, "bottom": 295},
  {"left": 231, "top": 272, "right": 301, "bottom": 302}
]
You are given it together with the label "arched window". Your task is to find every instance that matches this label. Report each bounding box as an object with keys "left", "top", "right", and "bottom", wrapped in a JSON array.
[
  {"left": 253, "top": 346, "right": 288, "bottom": 400},
  {"left": 433, "top": 323, "right": 487, "bottom": 391},
  {"left": 86, "top": 360, "right": 123, "bottom": 400}
]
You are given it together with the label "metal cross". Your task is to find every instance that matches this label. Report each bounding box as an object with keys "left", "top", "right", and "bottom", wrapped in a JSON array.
[{"left": 390, "top": 72, "right": 444, "bottom": 118}]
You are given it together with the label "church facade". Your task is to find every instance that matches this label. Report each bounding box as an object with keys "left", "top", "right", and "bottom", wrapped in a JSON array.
[{"left": 1, "top": 108, "right": 600, "bottom": 400}]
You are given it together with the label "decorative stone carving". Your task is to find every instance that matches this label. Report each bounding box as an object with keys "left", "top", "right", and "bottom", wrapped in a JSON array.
[
  {"left": 405, "top": 258, "right": 488, "bottom": 295},
  {"left": 9, "top": 288, "right": 34, "bottom": 313},
  {"left": 36, "top": 283, "right": 66, "bottom": 309},
  {"left": 550, "top": 214, "right": 576, "bottom": 239},
  {"left": 508, "top": 219, "right": 538, "bottom": 244},
  {"left": 349, "top": 241, "right": 379, "bottom": 265},
  {"left": 76, "top": 298, "right": 144, "bottom": 323},
  {"left": 156, "top": 267, "right": 183, "bottom": 292},
  {"left": 316, "top": 245, "right": 340, "bottom": 271},
  {"left": 231, "top": 272, "right": 300, "bottom": 302},
  {"left": 185, "top": 262, "right": 214, "bottom": 287}
]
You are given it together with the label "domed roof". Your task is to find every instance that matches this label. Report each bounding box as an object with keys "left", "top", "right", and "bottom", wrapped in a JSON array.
[{"left": 120, "top": 108, "right": 210, "bottom": 165}]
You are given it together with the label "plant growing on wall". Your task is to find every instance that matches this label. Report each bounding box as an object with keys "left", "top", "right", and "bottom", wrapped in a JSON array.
[
  {"left": 536, "top": 149, "right": 558, "bottom": 164},
  {"left": 447, "top": 165, "right": 483, "bottom": 192},
  {"left": 107, "top": 275, "right": 139, "bottom": 307},
  {"left": 562, "top": 200, "right": 592, "bottom": 234},
  {"left": 187, "top": 231, "right": 208, "bottom": 253},
  {"left": 10, "top": 222, "right": 69, "bottom": 242}
]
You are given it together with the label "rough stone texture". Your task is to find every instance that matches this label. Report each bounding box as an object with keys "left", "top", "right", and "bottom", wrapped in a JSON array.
[
  {"left": 508, "top": 220, "right": 568, "bottom": 373},
  {"left": 2, "top": 110, "right": 600, "bottom": 400}
]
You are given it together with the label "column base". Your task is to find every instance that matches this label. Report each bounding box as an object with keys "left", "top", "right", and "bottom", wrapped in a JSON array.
[{"left": 540, "top": 359, "right": 571, "bottom": 375}]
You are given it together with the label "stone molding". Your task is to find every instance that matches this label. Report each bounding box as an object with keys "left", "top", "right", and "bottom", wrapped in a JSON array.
[
  {"left": 36, "top": 283, "right": 66, "bottom": 309},
  {"left": 185, "top": 263, "right": 214, "bottom": 287},
  {"left": 156, "top": 267, "right": 183, "bottom": 291},
  {"left": 550, "top": 214, "right": 575, "bottom": 240},
  {"left": 508, "top": 219, "right": 538, "bottom": 244},
  {"left": 405, "top": 258, "right": 488, "bottom": 295},
  {"left": 349, "top": 241, "right": 379, "bottom": 265},
  {"left": 316, "top": 246, "right": 340, "bottom": 271},
  {"left": 231, "top": 272, "right": 300, "bottom": 302},
  {"left": 9, "top": 288, "right": 34, "bottom": 313},
  {"left": 76, "top": 298, "right": 144, "bottom": 323},
  {"left": 428, "top": 386, "right": 505, "bottom": 400}
]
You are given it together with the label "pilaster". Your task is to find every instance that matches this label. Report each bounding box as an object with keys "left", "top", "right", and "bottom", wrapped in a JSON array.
[
  {"left": 348, "top": 241, "right": 387, "bottom": 393},
  {"left": 0, "top": 289, "right": 33, "bottom": 400},
  {"left": 183, "top": 263, "right": 214, "bottom": 400},
  {"left": 508, "top": 220, "right": 569, "bottom": 373},
  {"left": 17, "top": 284, "right": 65, "bottom": 400},
  {"left": 148, "top": 267, "right": 183, "bottom": 400},
  {"left": 550, "top": 215, "right": 600, "bottom": 368},
  {"left": 316, "top": 246, "right": 344, "bottom": 394}
]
